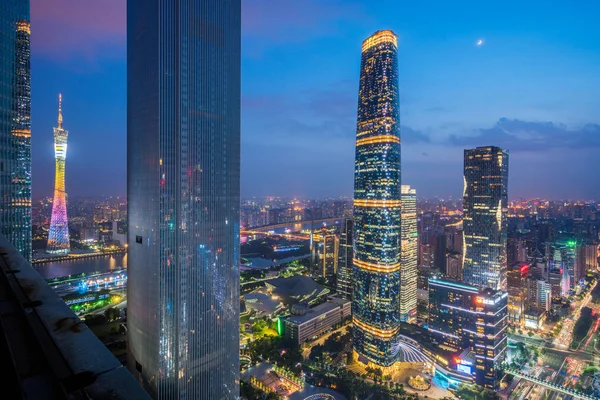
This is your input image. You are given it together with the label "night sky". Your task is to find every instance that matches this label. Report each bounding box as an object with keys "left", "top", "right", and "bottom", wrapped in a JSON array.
[{"left": 31, "top": 0, "right": 600, "bottom": 199}]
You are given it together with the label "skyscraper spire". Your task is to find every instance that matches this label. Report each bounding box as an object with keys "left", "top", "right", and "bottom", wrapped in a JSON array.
[{"left": 57, "top": 93, "right": 63, "bottom": 129}]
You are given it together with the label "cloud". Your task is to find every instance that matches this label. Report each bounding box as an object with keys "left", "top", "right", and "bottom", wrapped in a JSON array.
[
  {"left": 31, "top": 0, "right": 125, "bottom": 63},
  {"left": 448, "top": 118, "right": 600, "bottom": 151},
  {"left": 402, "top": 126, "right": 430, "bottom": 143}
]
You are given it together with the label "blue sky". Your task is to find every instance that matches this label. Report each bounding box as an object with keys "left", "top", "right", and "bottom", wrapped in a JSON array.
[{"left": 31, "top": 0, "right": 600, "bottom": 199}]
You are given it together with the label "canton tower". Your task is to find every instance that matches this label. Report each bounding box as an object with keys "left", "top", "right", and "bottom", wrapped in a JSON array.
[
  {"left": 352, "top": 30, "right": 402, "bottom": 368},
  {"left": 47, "top": 94, "right": 70, "bottom": 254}
]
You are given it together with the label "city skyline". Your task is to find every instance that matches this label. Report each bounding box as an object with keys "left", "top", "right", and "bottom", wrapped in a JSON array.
[{"left": 30, "top": 0, "right": 600, "bottom": 200}]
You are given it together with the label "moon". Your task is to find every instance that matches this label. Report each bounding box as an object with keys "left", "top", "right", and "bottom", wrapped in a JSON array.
[{"left": 476, "top": 39, "right": 484, "bottom": 46}]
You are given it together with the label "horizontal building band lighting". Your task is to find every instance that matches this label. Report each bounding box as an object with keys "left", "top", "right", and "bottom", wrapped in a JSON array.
[
  {"left": 353, "top": 199, "right": 401, "bottom": 208},
  {"left": 353, "top": 258, "right": 400, "bottom": 273},
  {"left": 429, "top": 279, "right": 479, "bottom": 294},
  {"left": 11, "top": 129, "right": 31, "bottom": 137},
  {"left": 362, "top": 30, "right": 397, "bottom": 52},
  {"left": 353, "top": 317, "right": 399, "bottom": 339},
  {"left": 356, "top": 135, "right": 400, "bottom": 147}
]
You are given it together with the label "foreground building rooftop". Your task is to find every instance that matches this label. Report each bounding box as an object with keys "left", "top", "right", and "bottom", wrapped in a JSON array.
[{"left": 0, "top": 235, "right": 149, "bottom": 399}]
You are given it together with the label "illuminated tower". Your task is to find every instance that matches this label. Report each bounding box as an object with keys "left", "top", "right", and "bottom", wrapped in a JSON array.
[
  {"left": 352, "top": 30, "right": 402, "bottom": 367},
  {"left": 0, "top": 3, "right": 32, "bottom": 261},
  {"left": 47, "top": 94, "right": 70, "bottom": 254},
  {"left": 462, "top": 146, "right": 508, "bottom": 290},
  {"left": 127, "top": 0, "right": 241, "bottom": 398},
  {"left": 400, "top": 185, "right": 417, "bottom": 322}
]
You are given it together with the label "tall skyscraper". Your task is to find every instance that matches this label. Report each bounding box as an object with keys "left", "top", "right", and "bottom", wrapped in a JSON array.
[
  {"left": 0, "top": 3, "right": 31, "bottom": 261},
  {"left": 352, "top": 30, "right": 402, "bottom": 368},
  {"left": 400, "top": 185, "right": 417, "bottom": 322},
  {"left": 337, "top": 215, "right": 354, "bottom": 299},
  {"left": 47, "top": 94, "right": 70, "bottom": 254},
  {"left": 127, "top": 1, "right": 241, "bottom": 398},
  {"left": 462, "top": 146, "right": 508, "bottom": 290}
]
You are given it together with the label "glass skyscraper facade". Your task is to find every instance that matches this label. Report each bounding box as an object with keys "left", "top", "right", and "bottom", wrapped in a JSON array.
[
  {"left": 428, "top": 278, "right": 508, "bottom": 389},
  {"left": 352, "top": 30, "right": 402, "bottom": 367},
  {"left": 336, "top": 216, "right": 354, "bottom": 299},
  {"left": 127, "top": 0, "right": 240, "bottom": 398},
  {"left": 0, "top": 1, "right": 31, "bottom": 261},
  {"left": 462, "top": 146, "right": 508, "bottom": 291},
  {"left": 47, "top": 94, "right": 71, "bottom": 254},
  {"left": 400, "top": 185, "right": 417, "bottom": 322}
]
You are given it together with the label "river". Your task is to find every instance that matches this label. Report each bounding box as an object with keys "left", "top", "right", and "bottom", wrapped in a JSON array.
[
  {"left": 35, "top": 254, "right": 128, "bottom": 279},
  {"left": 33, "top": 219, "right": 339, "bottom": 279}
]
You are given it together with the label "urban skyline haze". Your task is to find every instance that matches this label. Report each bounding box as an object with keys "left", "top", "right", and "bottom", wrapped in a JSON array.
[{"left": 30, "top": 0, "right": 600, "bottom": 199}]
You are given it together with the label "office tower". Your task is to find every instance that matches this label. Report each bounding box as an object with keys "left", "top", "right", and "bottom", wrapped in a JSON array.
[
  {"left": 428, "top": 278, "right": 508, "bottom": 389},
  {"left": 322, "top": 233, "right": 339, "bottom": 276},
  {"left": 462, "top": 146, "right": 509, "bottom": 290},
  {"left": 433, "top": 233, "right": 447, "bottom": 272},
  {"left": 445, "top": 252, "right": 463, "bottom": 280},
  {"left": 400, "top": 185, "right": 417, "bottom": 322},
  {"left": 127, "top": 0, "right": 241, "bottom": 398},
  {"left": 584, "top": 243, "right": 599, "bottom": 272},
  {"left": 311, "top": 229, "right": 339, "bottom": 277},
  {"left": 548, "top": 238, "right": 577, "bottom": 292},
  {"left": 47, "top": 95, "right": 70, "bottom": 254},
  {"left": 526, "top": 278, "right": 551, "bottom": 313},
  {"left": 419, "top": 243, "right": 434, "bottom": 268},
  {"left": 352, "top": 30, "right": 401, "bottom": 368},
  {"left": 507, "top": 237, "right": 527, "bottom": 265},
  {"left": 548, "top": 266, "right": 564, "bottom": 301},
  {"left": 507, "top": 263, "right": 529, "bottom": 325},
  {"left": 0, "top": 3, "right": 31, "bottom": 261},
  {"left": 337, "top": 216, "right": 354, "bottom": 299}
]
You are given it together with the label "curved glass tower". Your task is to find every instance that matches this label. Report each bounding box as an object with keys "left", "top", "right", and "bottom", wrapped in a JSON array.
[
  {"left": 0, "top": 3, "right": 32, "bottom": 261},
  {"left": 352, "top": 30, "right": 402, "bottom": 367},
  {"left": 462, "top": 146, "right": 508, "bottom": 291},
  {"left": 47, "top": 94, "right": 70, "bottom": 254},
  {"left": 127, "top": 0, "right": 240, "bottom": 398}
]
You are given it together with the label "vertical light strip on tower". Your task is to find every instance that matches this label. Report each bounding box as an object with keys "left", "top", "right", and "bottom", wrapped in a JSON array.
[
  {"left": 400, "top": 185, "right": 417, "bottom": 322},
  {"left": 352, "top": 30, "right": 402, "bottom": 368},
  {"left": 47, "top": 94, "right": 70, "bottom": 254}
]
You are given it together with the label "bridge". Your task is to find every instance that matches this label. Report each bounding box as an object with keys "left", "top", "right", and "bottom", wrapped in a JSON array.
[
  {"left": 242, "top": 217, "right": 343, "bottom": 233},
  {"left": 506, "top": 369, "right": 596, "bottom": 399}
]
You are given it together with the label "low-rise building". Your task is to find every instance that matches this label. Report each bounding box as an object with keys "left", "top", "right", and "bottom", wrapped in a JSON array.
[
  {"left": 524, "top": 309, "right": 546, "bottom": 331},
  {"left": 283, "top": 297, "right": 351, "bottom": 344}
]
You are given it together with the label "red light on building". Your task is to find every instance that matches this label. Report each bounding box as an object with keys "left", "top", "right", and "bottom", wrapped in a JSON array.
[
  {"left": 475, "top": 297, "right": 483, "bottom": 304},
  {"left": 519, "top": 263, "right": 530, "bottom": 276}
]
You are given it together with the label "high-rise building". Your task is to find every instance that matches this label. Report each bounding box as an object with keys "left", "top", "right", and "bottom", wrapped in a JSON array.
[
  {"left": 507, "top": 263, "right": 529, "bottom": 325},
  {"left": 337, "top": 216, "right": 354, "bottom": 299},
  {"left": 47, "top": 94, "right": 70, "bottom": 254},
  {"left": 127, "top": 1, "right": 241, "bottom": 398},
  {"left": 400, "top": 185, "right": 417, "bottom": 322},
  {"left": 446, "top": 252, "right": 462, "bottom": 280},
  {"left": 549, "top": 238, "right": 578, "bottom": 292},
  {"left": 462, "top": 146, "right": 508, "bottom": 290},
  {"left": 526, "top": 278, "right": 551, "bottom": 313},
  {"left": 352, "top": 30, "right": 402, "bottom": 368},
  {"left": 428, "top": 278, "right": 508, "bottom": 389},
  {"left": 0, "top": 3, "right": 31, "bottom": 261},
  {"left": 419, "top": 243, "right": 435, "bottom": 268}
]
